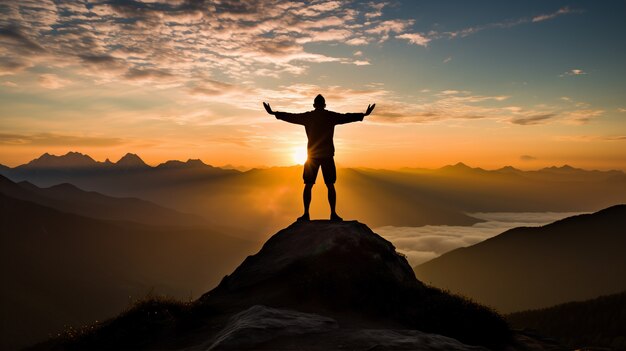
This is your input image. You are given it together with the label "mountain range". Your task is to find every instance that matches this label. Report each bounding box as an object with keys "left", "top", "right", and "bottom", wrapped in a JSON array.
[
  {"left": 2, "top": 152, "right": 625, "bottom": 239},
  {"left": 414, "top": 205, "right": 626, "bottom": 313}
]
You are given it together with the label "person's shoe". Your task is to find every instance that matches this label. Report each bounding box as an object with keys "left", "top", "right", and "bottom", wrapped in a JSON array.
[
  {"left": 330, "top": 213, "right": 343, "bottom": 222},
  {"left": 297, "top": 213, "right": 310, "bottom": 222}
]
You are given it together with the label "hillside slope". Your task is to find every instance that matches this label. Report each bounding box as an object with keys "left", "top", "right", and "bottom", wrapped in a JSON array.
[
  {"left": 0, "top": 174, "right": 206, "bottom": 226},
  {"left": 507, "top": 291, "right": 626, "bottom": 350},
  {"left": 0, "top": 194, "right": 259, "bottom": 350},
  {"left": 414, "top": 205, "right": 626, "bottom": 313}
]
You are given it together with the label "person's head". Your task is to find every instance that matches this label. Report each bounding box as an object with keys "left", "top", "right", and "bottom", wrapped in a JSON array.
[{"left": 313, "top": 94, "right": 326, "bottom": 110}]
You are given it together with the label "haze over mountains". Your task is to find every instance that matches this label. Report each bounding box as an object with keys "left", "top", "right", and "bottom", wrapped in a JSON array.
[
  {"left": 2, "top": 152, "right": 625, "bottom": 239},
  {"left": 0, "top": 177, "right": 259, "bottom": 350},
  {"left": 414, "top": 205, "right": 626, "bottom": 313}
]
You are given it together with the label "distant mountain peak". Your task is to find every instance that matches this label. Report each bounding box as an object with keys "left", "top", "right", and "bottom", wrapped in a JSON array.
[
  {"left": 25, "top": 151, "right": 97, "bottom": 168},
  {"left": 115, "top": 153, "right": 148, "bottom": 167},
  {"left": 497, "top": 166, "right": 521, "bottom": 172},
  {"left": 186, "top": 158, "right": 208, "bottom": 167},
  {"left": 439, "top": 162, "right": 474, "bottom": 172},
  {"left": 542, "top": 164, "right": 584, "bottom": 172},
  {"left": 156, "top": 158, "right": 213, "bottom": 169}
]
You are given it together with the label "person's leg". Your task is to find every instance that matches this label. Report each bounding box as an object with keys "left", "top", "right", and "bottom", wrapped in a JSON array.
[
  {"left": 327, "top": 183, "right": 336, "bottom": 214},
  {"left": 299, "top": 158, "right": 319, "bottom": 221},
  {"left": 299, "top": 183, "right": 313, "bottom": 221},
  {"left": 321, "top": 158, "right": 342, "bottom": 221}
]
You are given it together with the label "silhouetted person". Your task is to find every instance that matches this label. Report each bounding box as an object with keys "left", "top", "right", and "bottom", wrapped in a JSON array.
[{"left": 263, "top": 94, "right": 375, "bottom": 222}]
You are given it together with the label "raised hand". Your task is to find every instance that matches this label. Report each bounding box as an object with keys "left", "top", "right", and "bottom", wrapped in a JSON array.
[
  {"left": 263, "top": 102, "right": 275, "bottom": 115},
  {"left": 365, "top": 103, "right": 376, "bottom": 116}
]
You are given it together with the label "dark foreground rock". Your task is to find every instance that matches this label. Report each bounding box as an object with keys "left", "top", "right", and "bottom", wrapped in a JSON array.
[
  {"left": 203, "top": 305, "right": 489, "bottom": 351},
  {"left": 31, "top": 220, "right": 516, "bottom": 350}
]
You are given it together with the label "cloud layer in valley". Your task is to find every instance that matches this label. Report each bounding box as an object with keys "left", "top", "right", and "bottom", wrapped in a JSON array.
[{"left": 376, "top": 212, "right": 584, "bottom": 266}]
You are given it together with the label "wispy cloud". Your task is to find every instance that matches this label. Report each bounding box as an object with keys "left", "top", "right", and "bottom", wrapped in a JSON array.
[
  {"left": 38, "top": 74, "right": 71, "bottom": 89},
  {"left": 510, "top": 113, "right": 557, "bottom": 125},
  {"left": 532, "top": 6, "right": 576, "bottom": 22},
  {"left": 520, "top": 155, "right": 537, "bottom": 161},
  {"left": 435, "top": 6, "right": 579, "bottom": 40},
  {"left": 556, "top": 135, "right": 626, "bottom": 142},
  {"left": 560, "top": 69, "right": 586, "bottom": 77},
  {"left": 396, "top": 32, "right": 430, "bottom": 47}
]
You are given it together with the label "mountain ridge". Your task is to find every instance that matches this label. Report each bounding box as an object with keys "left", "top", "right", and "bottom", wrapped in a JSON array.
[
  {"left": 3, "top": 151, "right": 625, "bottom": 174},
  {"left": 414, "top": 204, "right": 626, "bottom": 313},
  {"left": 0, "top": 174, "right": 207, "bottom": 227}
]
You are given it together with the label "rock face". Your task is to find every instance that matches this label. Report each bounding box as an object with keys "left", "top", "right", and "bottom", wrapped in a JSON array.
[
  {"left": 206, "top": 305, "right": 489, "bottom": 351},
  {"left": 202, "top": 221, "right": 422, "bottom": 312},
  {"left": 207, "top": 305, "right": 338, "bottom": 350},
  {"left": 201, "top": 221, "right": 510, "bottom": 349}
]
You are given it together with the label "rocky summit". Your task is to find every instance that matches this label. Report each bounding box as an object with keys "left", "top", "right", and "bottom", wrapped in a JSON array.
[
  {"left": 199, "top": 220, "right": 511, "bottom": 349},
  {"left": 32, "top": 220, "right": 514, "bottom": 350}
]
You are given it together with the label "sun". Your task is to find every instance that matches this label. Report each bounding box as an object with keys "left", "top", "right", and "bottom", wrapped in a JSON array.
[{"left": 292, "top": 147, "right": 307, "bottom": 165}]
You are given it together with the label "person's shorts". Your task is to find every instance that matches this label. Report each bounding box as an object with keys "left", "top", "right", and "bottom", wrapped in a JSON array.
[{"left": 303, "top": 157, "right": 336, "bottom": 184}]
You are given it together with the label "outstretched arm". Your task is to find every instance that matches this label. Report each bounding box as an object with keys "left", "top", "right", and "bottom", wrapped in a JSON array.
[
  {"left": 263, "top": 102, "right": 307, "bottom": 125},
  {"left": 365, "top": 103, "right": 375, "bottom": 116},
  {"left": 334, "top": 103, "right": 376, "bottom": 125},
  {"left": 263, "top": 102, "right": 275, "bottom": 115}
]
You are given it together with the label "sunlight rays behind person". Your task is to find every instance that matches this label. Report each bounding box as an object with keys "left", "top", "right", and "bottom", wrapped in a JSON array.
[{"left": 293, "top": 147, "right": 307, "bottom": 165}]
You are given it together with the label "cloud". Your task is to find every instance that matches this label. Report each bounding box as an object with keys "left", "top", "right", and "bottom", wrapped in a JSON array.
[
  {"left": 123, "top": 68, "right": 175, "bottom": 83},
  {"left": 351, "top": 60, "right": 370, "bottom": 66},
  {"left": 520, "top": 155, "right": 537, "bottom": 161},
  {"left": 618, "top": 108, "right": 626, "bottom": 113},
  {"left": 366, "top": 19, "right": 414, "bottom": 35},
  {"left": 376, "top": 212, "right": 583, "bottom": 266},
  {"left": 0, "top": 0, "right": 414, "bottom": 83},
  {"left": 532, "top": 6, "right": 575, "bottom": 22},
  {"left": 0, "top": 26, "right": 45, "bottom": 54},
  {"left": 438, "top": 6, "right": 579, "bottom": 40},
  {"left": 0, "top": 133, "right": 125, "bottom": 146},
  {"left": 443, "top": 56, "right": 452, "bottom": 63},
  {"left": 38, "top": 74, "right": 71, "bottom": 89},
  {"left": 1, "top": 81, "right": 17, "bottom": 87},
  {"left": 562, "top": 109, "right": 603, "bottom": 124},
  {"left": 510, "top": 113, "right": 557, "bottom": 125},
  {"left": 365, "top": 2, "right": 388, "bottom": 19},
  {"left": 396, "top": 33, "right": 430, "bottom": 47},
  {"left": 561, "top": 69, "right": 586, "bottom": 77},
  {"left": 556, "top": 135, "right": 626, "bottom": 142}
]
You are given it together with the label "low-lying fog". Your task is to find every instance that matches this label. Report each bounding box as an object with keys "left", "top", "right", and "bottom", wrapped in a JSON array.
[{"left": 375, "top": 212, "right": 584, "bottom": 266}]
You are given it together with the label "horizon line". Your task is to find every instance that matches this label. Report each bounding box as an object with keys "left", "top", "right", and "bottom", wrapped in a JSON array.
[{"left": 1, "top": 151, "right": 625, "bottom": 173}]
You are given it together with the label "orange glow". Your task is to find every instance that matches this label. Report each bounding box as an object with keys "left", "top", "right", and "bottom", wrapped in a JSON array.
[{"left": 292, "top": 147, "right": 307, "bottom": 165}]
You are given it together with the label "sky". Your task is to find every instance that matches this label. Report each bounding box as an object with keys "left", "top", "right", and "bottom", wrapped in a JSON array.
[{"left": 1, "top": 0, "right": 625, "bottom": 169}]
